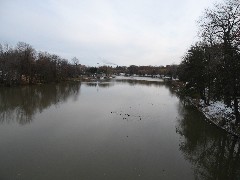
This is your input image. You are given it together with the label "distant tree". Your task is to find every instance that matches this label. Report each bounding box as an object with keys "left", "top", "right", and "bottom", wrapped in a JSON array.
[
  {"left": 72, "top": 57, "right": 79, "bottom": 66},
  {"left": 16, "top": 42, "right": 36, "bottom": 84},
  {"left": 36, "top": 52, "right": 54, "bottom": 83},
  {"left": 71, "top": 57, "right": 80, "bottom": 77},
  {"left": 178, "top": 44, "right": 207, "bottom": 99},
  {"left": 166, "top": 64, "right": 178, "bottom": 79},
  {"left": 128, "top": 65, "right": 138, "bottom": 75},
  {"left": 0, "top": 43, "right": 22, "bottom": 85},
  {"left": 0, "top": 42, "right": 83, "bottom": 85},
  {"left": 86, "top": 67, "right": 98, "bottom": 75}
]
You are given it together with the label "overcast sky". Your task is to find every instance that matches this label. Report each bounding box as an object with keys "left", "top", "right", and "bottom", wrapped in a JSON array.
[{"left": 0, "top": 0, "right": 218, "bottom": 66}]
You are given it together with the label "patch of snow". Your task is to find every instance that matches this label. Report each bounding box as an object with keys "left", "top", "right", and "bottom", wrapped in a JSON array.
[
  {"left": 202, "top": 101, "right": 233, "bottom": 119},
  {"left": 197, "top": 100, "right": 238, "bottom": 136}
]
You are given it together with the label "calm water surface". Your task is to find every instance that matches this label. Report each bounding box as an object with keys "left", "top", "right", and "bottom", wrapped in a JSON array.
[{"left": 0, "top": 77, "right": 239, "bottom": 180}]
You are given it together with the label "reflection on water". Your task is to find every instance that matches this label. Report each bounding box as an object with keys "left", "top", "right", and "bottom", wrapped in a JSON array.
[
  {"left": 114, "top": 78, "right": 176, "bottom": 95},
  {"left": 85, "top": 81, "right": 114, "bottom": 88},
  {"left": 176, "top": 103, "right": 240, "bottom": 180},
  {"left": 115, "top": 78, "right": 164, "bottom": 86},
  {"left": 0, "top": 82, "right": 81, "bottom": 124}
]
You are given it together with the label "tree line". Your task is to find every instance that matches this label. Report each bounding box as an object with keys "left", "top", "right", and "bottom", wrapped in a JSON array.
[
  {"left": 178, "top": 0, "right": 240, "bottom": 125},
  {"left": 80, "top": 65, "right": 178, "bottom": 78},
  {"left": 0, "top": 42, "right": 81, "bottom": 86},
  {"left": 119, "top": 64, "right": 178, "bottom": 78},
  {"left": 0, "top": 41, "right": 179, "bottom": 86}
]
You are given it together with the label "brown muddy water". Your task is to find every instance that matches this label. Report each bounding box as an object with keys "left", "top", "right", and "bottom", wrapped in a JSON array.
[{"left": 0, "top": 77, "right": 239, "bottom": 180}]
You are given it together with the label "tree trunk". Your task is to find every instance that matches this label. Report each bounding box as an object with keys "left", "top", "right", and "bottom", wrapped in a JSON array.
[{"left": 234, "top": 98, "right": 239, "bottom": 125}]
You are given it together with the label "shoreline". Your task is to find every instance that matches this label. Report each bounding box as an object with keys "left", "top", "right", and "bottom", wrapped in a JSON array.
[
  {"left": 186, "top": 98, "right": 240, "bottom": 139},
  {"left": 169, "top": 80, "right": 240, "bottom": 139}
]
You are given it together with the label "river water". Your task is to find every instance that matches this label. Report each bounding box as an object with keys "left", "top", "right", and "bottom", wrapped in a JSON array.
[{"left": 0, "top": 77, "right": 239, "bottom": 180}]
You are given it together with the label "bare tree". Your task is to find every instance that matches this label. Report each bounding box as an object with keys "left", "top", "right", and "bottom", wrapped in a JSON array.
[
  {"left": 71, "top": 57, "right": 79, "bottom": 77},
  {"left": 16, "top": 42, "right": 36, "bottom": 84},
  {"left": 72, "top": 57, "right": 79, "bottom": 66}
]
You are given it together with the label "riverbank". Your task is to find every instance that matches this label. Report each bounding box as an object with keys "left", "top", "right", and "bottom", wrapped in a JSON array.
[
  {"left": 189, "top": 99, "right": 240, "bottom": 138},
  {"left": 168, "top": 81, "right": 240, "bottom": 138},
  {"left": 68, "top": 76, "right": 115, "bottom": 82},
  {"left": 0, "top": 75, "right": 115, "bottom": 87}
]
